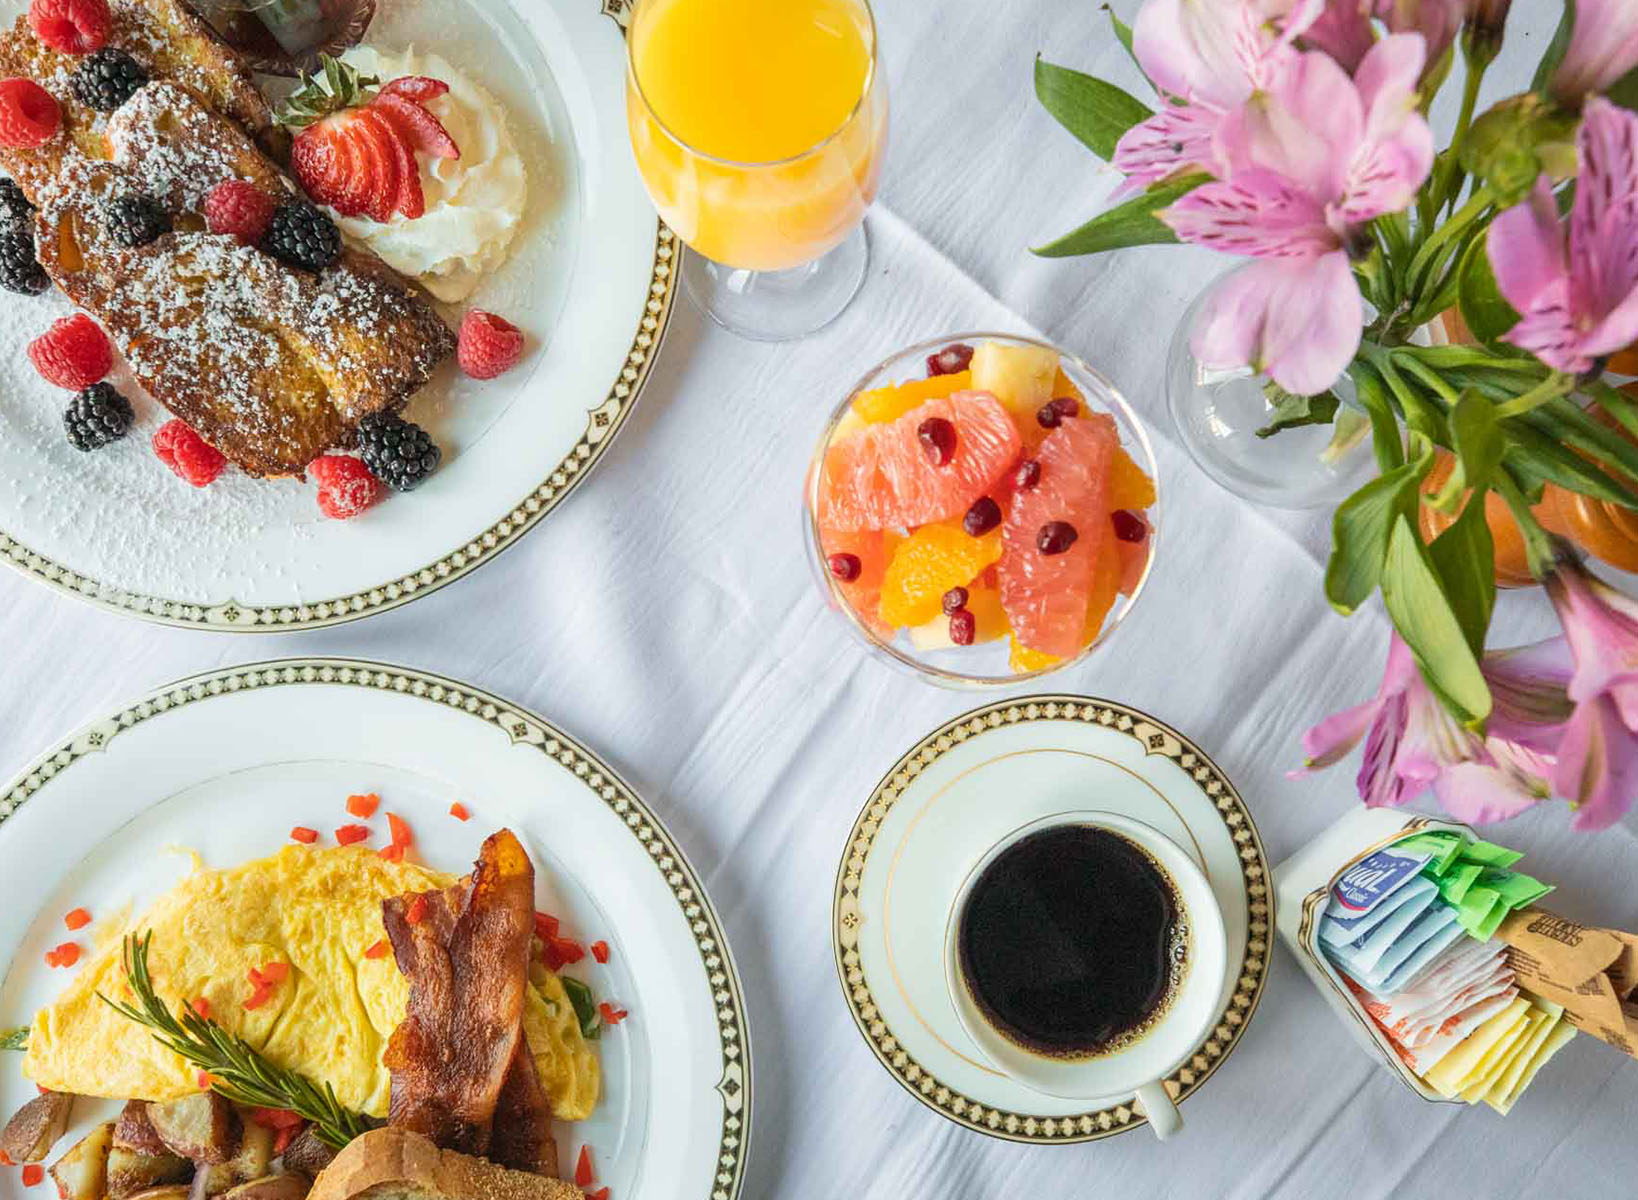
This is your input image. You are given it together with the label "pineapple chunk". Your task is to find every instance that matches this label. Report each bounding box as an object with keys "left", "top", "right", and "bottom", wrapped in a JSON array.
[{"left": 970, "top": 341, "right": 1059, "bottom": 417}]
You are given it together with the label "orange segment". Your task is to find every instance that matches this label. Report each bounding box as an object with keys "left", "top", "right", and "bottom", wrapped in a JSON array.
[
  {"left": 1108, "top": 447, "right": 1156, "bottom": 510},
  {"left": 879, "top": 523, "right": 1004, "bottom": 628},
  {"left": 907, "top": 587, "right": 1010, "bottom": 650},
  {"left": 852, "top": 370, "right": 973, "bottom": 423},
  {"left": 1052, "top": 367, "right": 1084, "bottom": 404},
  {"left": 1083, "top": 542, "right": 1121, "bottom": 641},
  {"left": 1008, "top": 634, "right": 1061, "bottom": 674}
]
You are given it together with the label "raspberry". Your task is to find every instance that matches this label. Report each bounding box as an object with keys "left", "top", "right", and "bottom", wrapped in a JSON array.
[
  {"left": 309, "top": 454, "right": 382, "bottom": 519},
  {"left": 0, "top": 78, "right": 60, "bottom": 149},
  {"left": 457, "top": 310, "right": 524, "bottom": 379},
  {"left": 28, "top": 0, "right": 110, "bottom": 56},
  {"left": 153, "top": 419, "right": 226, "bottom": 487},
  {"left": 28, "top": 313, "right": 110, "bottom": 388},
  {"left": 204, "top": 180, "right": 275, "bottom": 245}
]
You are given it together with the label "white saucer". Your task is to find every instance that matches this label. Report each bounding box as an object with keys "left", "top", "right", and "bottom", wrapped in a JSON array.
[{"left": 833, "top": 696, "right": 1273, "bottom": 1143}]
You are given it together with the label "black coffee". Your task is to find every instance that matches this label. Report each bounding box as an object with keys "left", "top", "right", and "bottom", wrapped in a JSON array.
[{"left": 957, "top": 824, "right": 1188, "bottom": 1059}]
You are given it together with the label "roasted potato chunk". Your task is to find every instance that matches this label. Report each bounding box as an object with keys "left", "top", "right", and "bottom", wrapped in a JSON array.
[
  {"left": 188, "top": 1120, "right": 272, "bottom": 1200},
  {"left": 108, "top": 1143, "right": 193, "bottom": 1199},
  {"left": 115, "top": 1101, "right": 171, "bottom": 1158},
  {"left": 122, "top": 1188, "right": 192, "bottom": 1200},
  {"left": 149, "top": 1094, "right": 241, "bottom": 1164},
  {"left": 224, "top": 1175, "right": 311, "bottom": 1200},
  {"left": 49, "top": 1122, "right": 114, "bottom": 1200},
  {"left": 275, "top": 1129, "right": 333, "bottom": 1179},
  {"left": 0, "top": 1090, "right": 73, "bottom": 1163}
]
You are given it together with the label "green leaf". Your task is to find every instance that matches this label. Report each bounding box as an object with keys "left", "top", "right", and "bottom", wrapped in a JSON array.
[
  {"left": 1532, "top": 0, "right": 1575, "bottom": 93},
  {"left": 1609, "top": 63, "right": 1638, "bottom": 112},
  {"left": 1381, "top": 517, "right": 1492, "bottom": 726},
  {"left": 1501, "top": 427, "right": 1637, "bottom": 506},
  {"left": 0, "top": 1026, "right": 27, "bottom": 1051},
  {"left": 1324, "top": 450, "right": 1429, "bottom": 616},
  {"left": 1457, "top": 234, "right": 1521, "bottom": 344},
  {"left": 1441, "top": 388, "right": 1505, "bottom": 499},
  {"left": 1034, "top": 57, "right": 1151, "bottom": 160},
  {"left": 1534, "top": 398, "right": 1638, "bottom": 492},
  {"left": 1256, "top": 385, "right": 1340, "bottom": 438},
  {"left": 1349, "top": 361, "right": 1407, "bottom": 471},
  {"left": 1429, "top": 493, "right": 1496, "bottom": 659},
  {"left": 561, "top": 977, "right": 602, "bottom": 1041},
  {"left": 1105, "top": 5, "right": 1140, "bottom": 74},
  {"left": 1032, "top": 173, "right": 1204, "bottom": 257}
]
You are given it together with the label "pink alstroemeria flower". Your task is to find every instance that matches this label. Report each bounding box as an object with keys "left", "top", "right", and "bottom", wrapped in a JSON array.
[
  {"left": 1298, "top": 0, "right": 1469, "bottom": 74},
  {"left": 1545, "top": 557, "right": 1638, "bottom": 829},
  {"left": 1295, "top": 634, "right": 1572, "bottom": 824},
  {"left": 1487, "top": 98, "right": 1638, "bottom": 375},
  {"left": 1114, "top": 1, "right": 1317, "bottom": 192},
  {"left": 1550, "top": 0, "right": 1638, "bottom": 101},
  {"left": 1161, "top": 35, "right": 1434, "bottom": 394}
]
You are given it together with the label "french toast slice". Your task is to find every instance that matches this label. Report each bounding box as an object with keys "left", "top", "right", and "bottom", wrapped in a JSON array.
[
  {"left": 0, "top": 4, "right": 457, "bottom": 477},
  {"left": 0, "top": 0, "right": 285, "bottom": 162}
]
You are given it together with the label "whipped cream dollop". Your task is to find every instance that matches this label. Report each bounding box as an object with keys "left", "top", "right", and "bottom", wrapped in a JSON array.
[{"left": 335, "top": 46, "right": 527, "bottom": 302}]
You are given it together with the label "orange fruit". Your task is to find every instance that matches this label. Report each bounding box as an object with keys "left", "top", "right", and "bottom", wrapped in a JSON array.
[
  {"left": 819, "top": 524, "right": 899, "bottom": 634},
  {"left": 1084, "top": 541, "right": 1122, "bottom": 641},
  {"left": 879, "top": 522, "right": 1004, "bottom": 628},
  {"left": 1419, "top": 454, "right": 1534, "bottom": 588},
  {"left": 1608, "top": 343, "right": 1638, "bottom": 375},
  {"left": 999, "top": 414, "right": 1118, "bottom": 657},
  {"left": 852, "top": 370, "right": 973, "bottom": 423},
  {"left": 907, "top": 586, "right": 1010, "bottom": 650},
  {"left": 1108, "top": 447, "right": 1156, "bottom": 510},
  {"left": 1114, "top": 514, "right": 1150, "bottom": 595},
  {"left": 818, "top": 391, "right": 1023, "bottom": 532},
  {"left": 1008, "top": 634, "right": 1061, "bottom": 674}
]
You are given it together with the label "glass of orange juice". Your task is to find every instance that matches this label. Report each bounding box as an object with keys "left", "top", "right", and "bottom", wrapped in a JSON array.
[{"left": 626, "top": 0, "right": 887, "bottom": 341}]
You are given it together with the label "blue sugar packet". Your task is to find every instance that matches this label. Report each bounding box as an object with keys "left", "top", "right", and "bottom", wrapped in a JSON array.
[
  {"left": 1360, "top": 905, "right": 1459, "bottom": 990},
  {"left": 1371, "top": 917, "right": 1470, "bottom": 995},
  {"left": 1325, "top": 844, "right": 1433, "bottom": 924},
  {"left": 1323, "top": 883, "right": 1439, "bottom": 974},
  {"left": 1321, "top": 875, "right": 1438, "bottom": 947}
]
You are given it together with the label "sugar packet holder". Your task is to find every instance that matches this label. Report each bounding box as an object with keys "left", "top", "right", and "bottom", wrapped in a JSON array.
[{"left": 1275, "top": 806, "right": 1481, "bottom": 1102}]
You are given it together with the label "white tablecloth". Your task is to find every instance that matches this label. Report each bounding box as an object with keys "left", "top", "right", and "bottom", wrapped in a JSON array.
[{"left": 2, "top": 4, "right": 1634, "bottom": 1198}]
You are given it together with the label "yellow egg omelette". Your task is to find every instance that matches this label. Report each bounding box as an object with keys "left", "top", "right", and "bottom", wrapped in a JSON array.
[{"left": 23, "top": 845, "right": 600, "bottom": 1121}]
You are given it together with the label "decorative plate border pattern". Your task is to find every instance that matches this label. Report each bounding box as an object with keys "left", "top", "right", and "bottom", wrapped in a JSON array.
[
  {"left": 832, "top": 695, "right": 1273, "bottom": 1144},
  {"left": 0, "top": 658, "right": 750, "bottom": 1200},
  {"left": 0, "top": 3, "right": 677, "bottom": 632}
]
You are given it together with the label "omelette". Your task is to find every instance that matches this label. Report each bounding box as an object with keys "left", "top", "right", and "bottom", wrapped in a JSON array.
[{"left": 22, "top": 845, "right": 600, "bottom": 1122}]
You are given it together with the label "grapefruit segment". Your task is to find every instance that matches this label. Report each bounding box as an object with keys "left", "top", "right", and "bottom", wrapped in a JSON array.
[
  {"left": 999, "top": 414, "right": 1118, "bottom": 657},
  {"left": 819, "top": 525, "right": 898, "bottom": 635},
  {"left": 818, "top": 391, "right": 1024, "bottom": 532},
  {"left": 879, "top": 523, "right": 1004, "bottom": 628}
]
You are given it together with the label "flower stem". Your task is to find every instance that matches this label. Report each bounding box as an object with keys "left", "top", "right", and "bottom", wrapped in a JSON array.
[
  {"left": 1431, "top": 57, "right": 1487, "bottom": 215},
  {"left": 1494, "top": 373, "right": 1574, "bottom": 418},
  {"left": 1393, "top": 350, "right": 1463, "bottom": 406},
  {"left": 1406, "top": 189, "right": 1493, "bottom": 298},
  {"left": 1495, "top": 469, "right": 1556, "bottom": 578}
]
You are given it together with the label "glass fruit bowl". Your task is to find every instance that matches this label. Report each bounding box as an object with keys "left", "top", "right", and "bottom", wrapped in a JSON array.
[{"left": 804, "top": 332, "right": 1161, "bottom": 687}]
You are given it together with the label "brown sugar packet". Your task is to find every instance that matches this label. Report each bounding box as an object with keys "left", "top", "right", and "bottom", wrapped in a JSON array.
[{"left": 1497, "top": 908, "right": 1638, "bottom": 1059}]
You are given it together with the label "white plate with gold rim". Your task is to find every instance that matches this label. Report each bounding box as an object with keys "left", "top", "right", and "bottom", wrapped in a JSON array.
[
  {"left": 833, "top": 695, "right": 1272, "bottom": 1143},
  {"left": 0, "top": 0, "right": 673, "bottom": 631},
  {"left": 0, "top": 659, "right": 749, "bottom": 1200}
]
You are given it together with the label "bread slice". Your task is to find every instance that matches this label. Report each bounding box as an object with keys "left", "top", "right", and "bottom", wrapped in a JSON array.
[{"left": 308, "top": 1131, "right": 582, "bottom": 1200}]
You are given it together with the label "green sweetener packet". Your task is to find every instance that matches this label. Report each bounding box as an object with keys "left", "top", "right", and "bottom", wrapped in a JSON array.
[
  {"left": 1456, "top": 839, "right": 1524, "bottom": 870},
  {"left": 1397, "top": 832, "right": 1465, "bottom": 875},
  {"left": 1436, "top": 861, "right": 1485, "bottom": 906}
]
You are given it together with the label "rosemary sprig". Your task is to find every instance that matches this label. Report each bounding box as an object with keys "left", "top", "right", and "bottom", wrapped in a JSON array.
[
  {"left": 99, "top": 933, "right": 376, "bottom": 1150},
  {"left": 0, "top": 1025, "right": 27, "bottom": 1051}
]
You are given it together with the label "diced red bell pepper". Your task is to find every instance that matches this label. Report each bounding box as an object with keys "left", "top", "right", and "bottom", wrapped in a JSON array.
[
  {"left": 590, "top": 941, "right": 609, "bottom": 964},
  {"left": 598, "top": 1003, "right": 628, "bottom": 1026},
  {"left": 574, "top": 1146, "right": 594, "bottom": 1188},
  {"left": 364, "top": 939, "right": 390, "bottom": 960},
  {"left": 335, "top": 824, "right": 370, "bottom": 846},
  {"left": 449, "top": 802, "right": 470, "bottom": 821},
  {"left": 21, "top": 1164, "right": 44, "bottom": 1187},
  {"left": 378, "top": 843, "right": 405, "bottom": 863},
  {"left": 386, "top": 812, "right": 413, "bottom": 847},
  {"left": 406, "top": 895, "right": 429, "bottom": 925},
  {"left": 290, "top": 827, "right": 319, "bottom": 844},
  {"left": 533, "top": 912, "right": 560, "bottom": 940},
  {"left": 346, "top": 793, "right": 380, "bottom": 818},
  {"left": 63, "top": 908, "right": 91, "bottom": 931}
]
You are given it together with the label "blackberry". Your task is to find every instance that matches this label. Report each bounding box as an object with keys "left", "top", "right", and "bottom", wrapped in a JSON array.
[
  {"left": 0, "top": 177, "right": 33, "bottom": 227},
  {"left": 0, "top": 224, "right": 47, "bottom": 295},
  {"left": 71, "top": 49, "right": 148, "bottom": 112},
  {"left": 260, "top": 202, "right": 340, "bottom": 271},
  {"left": 103, "top": 194, "right": 170, "bottom": 248},
  {"left": 357, "top": 413, "right": 441, "bottom": 492},
  {"left": 64, "top": 383, "right": 134, "bottom": 451}
]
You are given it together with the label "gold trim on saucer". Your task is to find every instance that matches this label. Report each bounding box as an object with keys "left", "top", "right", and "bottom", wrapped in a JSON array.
[{"left": 832, "top": 696, "right": 1273, "bottom": 1144}]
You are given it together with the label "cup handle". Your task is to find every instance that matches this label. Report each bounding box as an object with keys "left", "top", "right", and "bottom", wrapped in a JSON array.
[{"left": 1136, "top": 1080, "right": 1182, "bottom": 1140}]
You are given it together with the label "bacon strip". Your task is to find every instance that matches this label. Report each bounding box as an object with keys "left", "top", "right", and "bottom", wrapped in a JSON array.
[{"left": 382, "top": 829, "right": 536, "bottom": 1159}]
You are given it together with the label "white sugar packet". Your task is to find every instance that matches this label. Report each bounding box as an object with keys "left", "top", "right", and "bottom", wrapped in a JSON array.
[{"left": 1403, "top": 989, "right": 1521, "bottom": 1074}]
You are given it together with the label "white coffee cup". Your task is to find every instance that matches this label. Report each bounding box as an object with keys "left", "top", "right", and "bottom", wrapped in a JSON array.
[{"left": 943, "top": 810, "right": 1228, "bottom": 1140}]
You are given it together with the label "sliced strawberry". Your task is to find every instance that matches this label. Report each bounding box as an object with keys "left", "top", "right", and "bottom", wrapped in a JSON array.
[
  {"left": 333, "top": 121, "right": 375, "bottom": 218},
  {"left": 291, "top": 120, "right": 345, "bottom": 209},
  {"left": 373, "top": 107, "right": 423, "bottom": 219},
  {"left": 372, "top": 91, "right": 459, "bottom": 160},
  {"left": 352, "top": 109, "right": 400, "bottom": 223},
  {"left": 381, "top": 76, "right": 449, "bottom": 103}
]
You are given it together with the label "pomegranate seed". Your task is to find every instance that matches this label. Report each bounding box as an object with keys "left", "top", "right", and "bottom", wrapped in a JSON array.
[
  {"left": 1014, "top": 459, "right": 1042, "bottom": 490},
  {"left": 1112, "top": 510, "right": 1148, "bottom": 542},
  {"left": 942, "top": 587, "right": 968, "bottom": 614},
  {"left": 918, "top": 417, "right": 957, "bottom": 466},
  {"left": 1037, "top": 521, "right": 1078, "bottom": 555},
  {"left": 926, "top": 343, "right": 974, "bottom": 377},
  {"left": 1036, "top": 396, "right": 1081, "bottom": 429},
  {"left": 948, "top": 609, "right": 976, "bottom": 645},
  {"left": 963, "top": 496, "right": 1001, "bottom": 536},
  {"left": 827, "top": 552, "right": 861, "bottom": 582}
]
